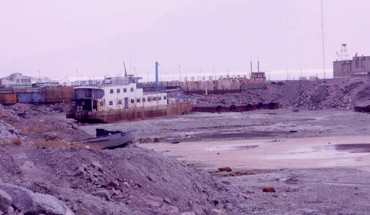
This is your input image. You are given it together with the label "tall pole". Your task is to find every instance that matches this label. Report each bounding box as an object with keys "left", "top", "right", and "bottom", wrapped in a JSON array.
[
  {"left": 155, "top": 62, "right": 159, "bottom": 91},
  {"left": 321, "top": 0, "right": 326, "bottom": 81},
  {"left": 179, "top": 65, "right": 182, "bottom": 82}
]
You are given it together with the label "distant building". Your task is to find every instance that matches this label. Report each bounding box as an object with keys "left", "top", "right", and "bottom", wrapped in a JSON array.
[
  {"left": 333, "top": 53, "right": 370, "bottom": 78},
  {"left": 0, "top": 73, "right": 33, "bottom": 87},
  {"left": 250, "top": 72, "right": 266, "bottom": 82}
]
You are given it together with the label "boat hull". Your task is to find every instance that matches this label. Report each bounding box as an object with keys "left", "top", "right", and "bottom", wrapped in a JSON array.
[
  {"left": 75, "top": 130, "right": 137, "bottom": 149},
  {"left": 67, "top": 103, "right": 193, "bottom": 123}
]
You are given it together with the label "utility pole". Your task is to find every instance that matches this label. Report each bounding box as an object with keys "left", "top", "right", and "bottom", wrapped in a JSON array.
[{"left": 320, "top": 0, "right": 326, "bottom": 81}]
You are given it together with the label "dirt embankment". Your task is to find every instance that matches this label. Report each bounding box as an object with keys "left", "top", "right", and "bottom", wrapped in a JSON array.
[
  {"left": 0, "top": 104, "right": 245, "bottom": 215},
  {"left": 190, "top": 77, "right": 370, "bottom": 110}
]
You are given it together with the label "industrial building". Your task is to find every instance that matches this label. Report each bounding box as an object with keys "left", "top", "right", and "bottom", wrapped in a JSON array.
[{"left": 333, "top": 53, "right": 370, "bottom": 78}]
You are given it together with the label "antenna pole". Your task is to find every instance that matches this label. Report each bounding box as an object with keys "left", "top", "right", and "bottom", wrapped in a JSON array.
[
  {"left": 123, "top": 61, "right": 127, "bottom": 77},
  {"left": 320, "top": 0, "right": 326, "bottom": 81}
]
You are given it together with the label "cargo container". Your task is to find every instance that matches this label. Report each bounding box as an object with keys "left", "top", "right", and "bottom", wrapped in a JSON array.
[
  {"left": 0, "top": 93, "right": 17, "bottom": 105},
  {"left": 17, "top": 93, "right": 46, "bottom": 103}
]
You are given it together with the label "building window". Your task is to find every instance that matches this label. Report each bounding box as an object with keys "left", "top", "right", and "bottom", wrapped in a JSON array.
[
  {"left": 131, "top": 99, "right": 135, "bottom": 103},
  {"left": 136, "top": 98, "right": 140, "bottom": 103},
  {"left": 123, "top": 88, "right": 127, "bottom": 93},
  {"left": 118, "top": 100, "right": 122, "bottom": 105},
  {"left": 159, "top": 96, "right": 162, "bottom": 100},
  {"left": 117, "top": 89, "right": 120, "bottom": 93},
  {"left": 163, "top": 96, "right": 167, "bottom": 100},
  {"left": 142, "top": 98, "right": 146, "bottom": 102},
  {"left": 130, "top": 87, "right": 134, "bottom": 92},
  {"left": 110, "top": 89, "right": 114, "bottom": 94},
  {"left": 109, "top": 101, "right": 113, "bottom": 105},
  {"left": 148, "top": 97, "right": 151, "bottom": 102}
]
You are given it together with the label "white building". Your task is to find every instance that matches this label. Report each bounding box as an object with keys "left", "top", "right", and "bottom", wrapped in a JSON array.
[
  {"left": 0, "top": 73, "right": 33, "bottom": 87},
  {"left": 100, "top": 82, "right": 167, "bottom": 111},
  {"left": 74, "top": 76, "right": 167, "bottom": 112}
]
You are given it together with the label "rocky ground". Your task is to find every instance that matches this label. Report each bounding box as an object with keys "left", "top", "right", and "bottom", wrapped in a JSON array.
[
  {"left": 1, "top": 77, "right": 370, "bottom": 215},
  {"left": 0, "top": 104, "right": 247, "bottom": 215},
  {"left": 189, "top": 77, "right": 370, "bottom": 110}
]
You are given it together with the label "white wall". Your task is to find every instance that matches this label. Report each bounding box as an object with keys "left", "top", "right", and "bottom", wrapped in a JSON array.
[{"left": 99, "top": 83, "right": 167, "bottom": 110}]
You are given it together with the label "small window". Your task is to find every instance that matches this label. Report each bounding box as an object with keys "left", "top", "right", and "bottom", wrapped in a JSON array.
[
  {"left": 110, "top": 89, "right": 114, "bottom": 94},
  {"left": 142, "top": 98, "right": 146, "bottom": 102},
  {"left": 123, "top": 88, "right": 127, "bottom": 93},
  {"left": 159, "top": 97, "right": 162, "bottom": 100},
  {"left": 131, "top": 99, "right": 134, "bottom": 103},
  {"left": 118, "top": 100, "right": 122, "bottom": 105},
  {"left": 130, "top": 87, "right": 134, "bottom": 92},
  {"left": 109, "top": 101, "right": 113, "bottom": 105},
  {"left": 136, "top": 98, "right": 140, "bottom": 103},
  {"left": 148, "top": 97, "right": 151, "bottom": 102},
  {"left": 163, "top": 96, "right": 167, "bottom": 100},
  {"left": 117, "top": 89, "right": 120, "bottom": 93}
]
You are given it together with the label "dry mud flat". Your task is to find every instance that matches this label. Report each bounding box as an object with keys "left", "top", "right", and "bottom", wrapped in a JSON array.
[{"left": 83, "top": 110, "right": 370, "bottom": 214}]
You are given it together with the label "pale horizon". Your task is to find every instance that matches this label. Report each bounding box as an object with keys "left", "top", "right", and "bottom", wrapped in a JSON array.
[{"left": 1, "top": 0, "right": 369, "bottom": 81}]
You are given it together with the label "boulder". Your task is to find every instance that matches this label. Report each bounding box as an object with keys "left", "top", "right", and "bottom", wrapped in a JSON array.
[
  {"left": 262, "top": 186, "right": 276, "bottom": 193},
  {"left": 210, "top": 209, "right": 227, "bottom": 215},
  {"left": 0, "top": 190, "right": 11, "bottom": 213},
  {"left": 0, "top": 183, "right": 74, "bottom": 215}
]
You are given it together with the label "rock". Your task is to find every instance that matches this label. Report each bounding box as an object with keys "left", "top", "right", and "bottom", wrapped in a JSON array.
[
  {"left": 0, "top": 183, "right": 74, "bottom": 215},
  {"left": 163, "top": 197, "right": 171, "bottom": 204},
  {"left": 161, "top": 204, "right": 180, "bottom": 214},
  {"left": 225, "top": 203, "right": 233, "bottom": 210},
  {"left": 0, "top": 190, "right": 11, "bottom": 213},
  {"left": 191, "top": 202, "right": 205, "bottom": 215},
  {"left": 107, "top": 181, "right": 120, "bottom": 190},
  {"left": 142, "top": 195, "right": 163, "bottom": 207},
  {"left": 218, "top": 167, "right": 232, "bottom": 172},
  {"left": 92, "top": 190, "right": 111, "bottom": 201},
  {"left": 181, "top": 212, "right": 196, "bottom": 215},
  {"left": 262, "top": 187, "right": 276, "bottom": 193},
  {"left": 43, "top": 132, "right": 60, "bottom": 141},
  {"left": 153, "top": 137, "right": 160, "bottom": 143},
  {"left": 210, "top": 208, "right": 227, "bottom": 215}
]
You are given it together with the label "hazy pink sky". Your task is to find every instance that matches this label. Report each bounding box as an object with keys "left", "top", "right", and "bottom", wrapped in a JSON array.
[{"left": 1, "top": 0, "right": 370, "bottom": 81}]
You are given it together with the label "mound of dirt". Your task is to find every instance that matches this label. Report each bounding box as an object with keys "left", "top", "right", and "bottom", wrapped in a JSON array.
[
  {"left": 188, "top": 77, "right": 370, "bottom": 110},
  {"left": 0, "top": 144, "right": 243, "bottom": 215},
  {"left": 0, "top": 104, "right": 244, "bottom": 214}
]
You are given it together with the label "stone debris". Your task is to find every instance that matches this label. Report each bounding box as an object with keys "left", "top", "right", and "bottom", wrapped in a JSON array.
[
  {"left": 186, "top": 77, "right": 370, "bottom": 111},
  {"left": 0, "top": 190, "right": 11, "bottom": 213},
  {"left": 210, "top": 208, "right": 227, "bottom": 215},
  {"left": 0, "top": 183, "right": 74, "bottom": 215},
  {"left": 262, "top": 187, "right": 276, "bottom": 193},
  {"left": 218, "top": 167, "right": 232, "bottom": 172}
]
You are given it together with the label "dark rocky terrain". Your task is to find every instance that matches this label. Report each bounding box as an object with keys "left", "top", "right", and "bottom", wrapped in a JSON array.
[{"left": 1, "top": 77, "right": 370, "bottom": 215}]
